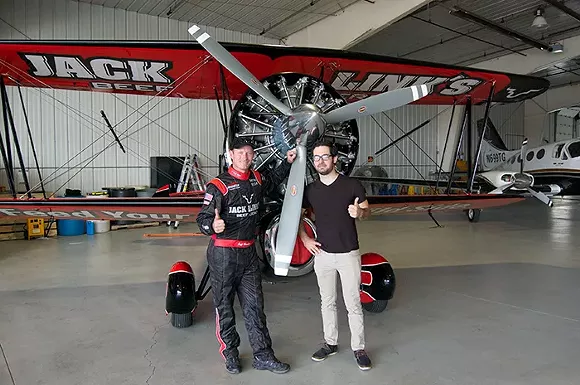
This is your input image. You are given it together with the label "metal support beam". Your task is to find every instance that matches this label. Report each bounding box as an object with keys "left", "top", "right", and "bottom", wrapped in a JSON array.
[
  {"left": 544, "top": 0, "right": 580, "bottom": 24},
  {"left": 450, "top": 6, "right": 552, "bottom": 52},
  {"left": 466, "top": 97, "right": 473, "bottom": 192}
]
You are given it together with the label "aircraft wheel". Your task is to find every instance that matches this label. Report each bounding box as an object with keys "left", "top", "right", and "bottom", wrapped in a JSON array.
[
  {"left": 262, "top": 213, "right": 316, "bottom": 277},
  {"left": 362, "top": 300, "right": 388, "bottom": 313},
  {"left": 466, "top": 208, "right": 481, "bottom": 222},
  {"left": 170, "top": 312, "right": 193, "bottom": 328}
]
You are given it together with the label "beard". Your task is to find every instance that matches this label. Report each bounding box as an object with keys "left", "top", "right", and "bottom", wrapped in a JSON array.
[{"left": 316, "top": 165, "right": 334, "bottom": 175}]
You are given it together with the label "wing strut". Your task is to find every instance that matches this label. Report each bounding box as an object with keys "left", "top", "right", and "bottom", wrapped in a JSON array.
[
  {"left": 16, "top": 83, "right": 46, "bottom": 199},
  {"left": 436, "top": 101, "right": 457, "bottom": 191},
  {"left": 446, "top": 97, "right": 470, "bottom": 194},
  {"left": 470, "top": 82, "right": 496, "bottom": 192},
  {"left": 0, "top": 76, "right": 32, "bottom": 198},
  {"left": 100, "top": 110, "right": 126, "bottom": 154}
]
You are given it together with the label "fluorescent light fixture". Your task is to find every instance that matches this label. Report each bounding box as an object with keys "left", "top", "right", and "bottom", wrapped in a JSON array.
[
  {"left": 532, "top": 8, "right": 548, "bottom": 29},
  {"left": 550, "top": 42, "right": 564, "bottom": 53}
]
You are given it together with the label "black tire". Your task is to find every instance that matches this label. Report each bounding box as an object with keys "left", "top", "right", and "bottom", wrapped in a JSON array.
[
  {"left": 362, "top": 300, "right": 388, "bottom": 313},
  {"left": 170, "top": 312, "right": 193, "bottom": 328},
  {"left": 466, "top": 208, "right": 481, "bottom": 222}
]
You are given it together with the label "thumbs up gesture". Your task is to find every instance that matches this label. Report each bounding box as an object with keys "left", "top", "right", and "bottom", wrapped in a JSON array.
[
  {"left": 213, "top": 208, "right": 225, "bottom": 233},
  {"left": 348, "top": 197, "right": 361, "bottom": 219}
]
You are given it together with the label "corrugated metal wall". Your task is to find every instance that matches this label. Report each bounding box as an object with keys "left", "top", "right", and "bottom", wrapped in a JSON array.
[
  {"left": 472, "top": 101, "right": 526, "bottom": 151},
  {"left": 353, "top": 100, "right": 525, "bottom": 182},
  {"left": 356, "top": 105, "right": 440, "bottom": 180},
  {"left": 457, "top": 101, "right": 525, "bottom": 167},
  {"left": 0, "top": 0, "right": 277, "bottom": 195}
]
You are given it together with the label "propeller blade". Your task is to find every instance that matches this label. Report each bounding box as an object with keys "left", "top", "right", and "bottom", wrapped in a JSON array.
[
  {"left": 272, "top": 144, "right": 307, "bottom": 276},
  {"left": 520, "top": 138, "right": 528, "bottom": 174},
  {"left": 322, "top": 84, "right": 430, "bottom": 124},
  {"left": 489, "top": 182, "right": 515, "bottom": 194},
  {"left": 188, "top": 24, "right": 292, "bottom": 116},
  {"left": 526, "top": 187, "right": 554, "bottom": 207}
]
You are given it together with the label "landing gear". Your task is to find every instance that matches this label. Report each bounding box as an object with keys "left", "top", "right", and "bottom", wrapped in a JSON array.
[
  {"left": 165, "top": 261, "right": 197, "bottom": 328},
  {"left": 362, "top": 300, "right": 389, "bottom": 313},
  {"left": 466, "top": 208, "right": 481, "bottom": 222},
  {"left": 165, "top": 261, "right": 211, "bottom": 328},
  {"left": 360, "top": 253, "right": 396, "bottom": 314},
  {"left": 261, "top": 210, "right": 317, "bottom": 277}
]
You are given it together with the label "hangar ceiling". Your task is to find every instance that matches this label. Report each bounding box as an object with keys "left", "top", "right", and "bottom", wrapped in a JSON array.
[
  {"left": 72, "top": 0, "right": 360, "bottom": 40},
  {"left": 67, "top": 1, "right": 580, "bottom": 89},
  {"left": 528, "top": 53, "right": 580, "bottom": 88},
  {"left": 350, "top": 0, "right": 580, "bottom": 68}
]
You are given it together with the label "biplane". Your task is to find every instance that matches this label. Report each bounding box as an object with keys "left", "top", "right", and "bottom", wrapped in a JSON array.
[{"left": 0, "top": 24, "right": 551, "bottom": 289}]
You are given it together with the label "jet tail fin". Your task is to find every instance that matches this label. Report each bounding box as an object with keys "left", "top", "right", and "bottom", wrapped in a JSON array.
[{"left": 477, "top": 117, "right": 508, "bottom": 151}]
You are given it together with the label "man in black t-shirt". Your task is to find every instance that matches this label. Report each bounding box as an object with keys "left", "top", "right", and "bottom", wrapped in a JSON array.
[{"left": 298, "top": 139, "right": 372, "bottom": 371}]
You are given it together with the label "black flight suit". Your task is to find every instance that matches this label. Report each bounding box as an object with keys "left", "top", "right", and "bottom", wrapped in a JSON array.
[{"left": 196, "top": 163, "right": 291, "bottom": 372}]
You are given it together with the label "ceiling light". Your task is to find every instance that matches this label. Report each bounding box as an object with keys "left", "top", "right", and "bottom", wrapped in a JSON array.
[
  {"left": 532, "top": 8, "right": 548, "bottom": 29},
  {"left": 550, "top": 42, "right": 564, "bottom": 53}
]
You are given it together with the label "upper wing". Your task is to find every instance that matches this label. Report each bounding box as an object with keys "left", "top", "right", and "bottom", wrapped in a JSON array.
[{"left": 0, "top": 40, "right": 549, "bottom": 104}]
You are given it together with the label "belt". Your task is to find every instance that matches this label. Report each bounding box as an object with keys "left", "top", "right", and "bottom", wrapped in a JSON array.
[{"left": 211, "top": 234, "right": 255, "bottom": 248}]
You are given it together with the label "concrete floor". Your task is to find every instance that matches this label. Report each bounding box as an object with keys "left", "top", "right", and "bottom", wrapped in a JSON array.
[{"left": 1, "top": 197, "right": 580, "bottom": 385}]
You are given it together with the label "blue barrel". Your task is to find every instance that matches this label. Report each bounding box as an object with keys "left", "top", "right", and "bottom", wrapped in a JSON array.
[
  {"left": 56, "top": 192, "right": 87, "bottom": 236},
  {"left": 56, "top": 219, "right": 86, "bottom": 236}
]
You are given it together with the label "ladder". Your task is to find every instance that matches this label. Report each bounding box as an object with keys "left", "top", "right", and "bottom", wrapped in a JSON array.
[{"left": 168, "top": 154, "right": 205, "bottom": 228}]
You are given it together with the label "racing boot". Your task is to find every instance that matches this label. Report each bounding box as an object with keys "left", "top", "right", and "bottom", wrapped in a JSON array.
[
  {"left": 224, "top": 352, "right": 241, "bottom": 374},
  {"left": 252, "top": 354, "right": 290, "bottom": 374}
]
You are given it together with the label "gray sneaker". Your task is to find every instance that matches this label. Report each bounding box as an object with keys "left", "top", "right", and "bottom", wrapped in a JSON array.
[{"left": 311, "top": 343, "right": 338, "bottom": 361}]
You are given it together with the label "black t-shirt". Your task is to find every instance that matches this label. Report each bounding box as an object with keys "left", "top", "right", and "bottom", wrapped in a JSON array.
[{"left": 302, "top": 174, "right": 367, "bottom": 253}]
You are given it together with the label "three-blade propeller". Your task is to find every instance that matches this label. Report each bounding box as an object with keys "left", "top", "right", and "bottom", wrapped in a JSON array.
[
  {"left": 490, "top": 138, "right": 553, "bottom": 207},
  {"left": 188, "top": 24, "right": 431, "bottom": 275}
]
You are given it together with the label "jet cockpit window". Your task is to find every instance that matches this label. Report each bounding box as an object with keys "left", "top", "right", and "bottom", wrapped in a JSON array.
[
  {"left": 567, "top": 141, "right": 580, "bottom": 158},
  {"left": 553, "top": 143, "right": 564, "bottom": 158}
]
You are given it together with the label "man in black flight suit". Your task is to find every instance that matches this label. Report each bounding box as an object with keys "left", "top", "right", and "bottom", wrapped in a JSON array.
[{"left": 196, "top": 138, "right": 296, "bottom": 375}]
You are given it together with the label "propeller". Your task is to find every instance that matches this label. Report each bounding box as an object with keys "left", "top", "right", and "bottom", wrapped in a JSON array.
[
  {"left": 323, "top": 85, "right": 430, "bottom": 124},
  {"left": 489, "top": 138, "right": 553, "bottom": 207},
  {"left": 519, "top": 138, "right": 527, "bottom": 174},
  {"left": 188, "top": 24, "right": 431, "bottom": 275},
  {"left": 188, "top": 25, "right": 292, "bottom": 116},
  {"left": 273, "top": 140, "right": 308, "bottom": 275}
]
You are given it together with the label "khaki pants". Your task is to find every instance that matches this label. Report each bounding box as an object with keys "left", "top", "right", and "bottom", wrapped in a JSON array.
[{"left": 314, "top": 248, "right": 365, "bottom": 351}]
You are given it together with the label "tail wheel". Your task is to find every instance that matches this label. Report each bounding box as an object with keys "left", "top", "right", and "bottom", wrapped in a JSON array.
[
  {"left": 170, "top": 312, "right": 194, "bottom": 328},
  {"left": 466, "top": 208, "right": 481, "bottom": 222}
]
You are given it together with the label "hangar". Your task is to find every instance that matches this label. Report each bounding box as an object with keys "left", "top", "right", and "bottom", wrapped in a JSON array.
[{"left": 1, "top": 0, "right": 580, "bottom": 383}]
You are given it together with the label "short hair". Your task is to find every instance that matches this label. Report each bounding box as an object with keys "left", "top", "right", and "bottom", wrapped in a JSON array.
[
  {"left": 230, "top": 137, "right": 254, "bottom": 150},
  {"left": 313, "top": 138, "right": 336, "bottom": 155}
]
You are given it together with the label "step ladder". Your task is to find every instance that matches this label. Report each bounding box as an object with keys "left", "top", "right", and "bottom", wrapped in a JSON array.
[{"left": 168, "top": 154, "right": 205, "bottom": 228}]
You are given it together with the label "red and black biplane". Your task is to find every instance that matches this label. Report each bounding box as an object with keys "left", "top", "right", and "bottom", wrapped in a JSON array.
[{"left": 0, "top": 25, "right": 549, "bottom": 318}]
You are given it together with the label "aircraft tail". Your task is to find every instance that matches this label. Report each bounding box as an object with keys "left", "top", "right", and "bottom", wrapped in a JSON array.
[{"left": 477, "top": 117, "right": 508, "bottom": 151}]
